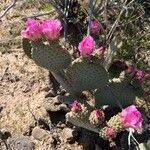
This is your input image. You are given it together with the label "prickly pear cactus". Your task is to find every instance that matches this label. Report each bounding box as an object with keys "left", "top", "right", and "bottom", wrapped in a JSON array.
[
  {"left": 31, "top": 40, "right": 72, "bottom": 71},
  {"left": 66, "top": 57, "right": 109, "bottom": 92},
  {"left": 20, "top": 5, "right": 146, "bottom": 145}
]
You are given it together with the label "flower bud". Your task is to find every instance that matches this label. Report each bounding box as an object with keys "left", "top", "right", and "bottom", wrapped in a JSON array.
[
  {"left": 99, "top": 126, "right": 117, "bottom": 139},
  {"left": 78, "top": 35, "right": 95, "bottom": 56},
  {"left": 89, "top": 109, "right": 105, "bottom": 126},
  {"left": 135, "top": 70, "right": 146, "bottom": 80},
  {"left": 90, "top": 20, "right": 101, "bottom": 33},
  {"left": 105, "top": 127, "right": 117, "bottom": 139},
  {"left": 70, "top": 100, "right": 82, "bottom": 112}
]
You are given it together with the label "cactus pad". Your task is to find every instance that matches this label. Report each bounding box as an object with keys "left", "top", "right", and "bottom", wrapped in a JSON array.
[
  {"left": 31, "top": 41, "right": 71, "bottom": 71},
  {"left": 66, "top": 58, "right": 109, "bottom": 92},
  {"left": 66, "top": 111, "right": 99, "bottom": 133},
  {"left": 95, "top": 82, "right": 137, "bottom": 107},
  {"left": 22, "top": 38, "right": 32, "bottom": 59}
]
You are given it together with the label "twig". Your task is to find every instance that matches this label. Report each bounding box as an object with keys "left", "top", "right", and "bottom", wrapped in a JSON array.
[
  {"left": 104, "top": 0, "right": 108, "bottom": 23},
  {"left": 64, "top": 0, "right": 68, "bottom": 40},
  {"left": 2, "top": 140, "right": 9, "bottom": 150},
  {"left": 94, "top": 0, "right": 103, "bottom": 15},
  {"left": 87, "top": 0, "right": 94, "bottom": 35},
  {"left": 47, "top": 0, "right": 63, "bottom": 17},
  {"left": 22, "top": 11, "right": 55, "bottom": 20},
  {"left": 106, "top": 0, "right": 136, "bottom": 44},
  {"left": 104, "top": 0, "right": 136, "bottom": 70},
  {"left": 104, "top": 0, "right": 108, "bottom": 43},
  {"left": 27, "top": 96, "right": 37, "bottom": 123},
  {"left": 0, "top": 0, "right": 16, "bottom": 19},
  {"left": 0, "top": 66, "right": 8, "bottom": 81},
  {"left": 106, "top": 8, "right": 124, "bottom": 44}
]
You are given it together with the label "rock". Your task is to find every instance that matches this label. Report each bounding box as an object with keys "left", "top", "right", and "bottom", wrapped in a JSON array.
[
  {"left": 7, "top": 135, "right": 33, "bottom": 150},
  {"left": 32, "top": 126, "right": 52, "bottom": 141},
  {"left": 32, "top": 126, "right": 57, "bottom": 149},
  {"left": 134, "top": 143, "right": 150, "bottom": 150},
  {"left": 147, "top": 139, "right": 150, "bottom": 146},
  {"left": 0, "top": 128, "right": 11, "bottom": 140},
  {"left": 45, "top": 89, "right": 56, "bottom": 98},
  {"left": 44, "top": 96, "right": 69, "bottom": 112},
  {"left": 60, "top": 128, "right": 75, "bottom": 143},
  {"left": 95, "top": 144, "right": 103, "bottom": 150},
  {"left": 78, "top": 129, "right": 97, "bottom": 150}
]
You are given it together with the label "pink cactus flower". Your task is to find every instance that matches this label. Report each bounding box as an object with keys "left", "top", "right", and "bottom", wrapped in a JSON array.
[
  {"left": 98, "top": 46, "right": 106, "bottom": 56},
  {"left": 106, "top": 127, "right": 116, "bottom": 138},
  {"left": 70, "top": 100, "right": 82, "bottom": 112},
  {"left": 126, "top": 64, "right": 137, "bottom": 75},
  {"left": 90, "top": 20, "right": 101, "bottom": 33},
  {"left": 78, "top": 35, "right": 95, "bottom": 56},
  {"left": 42, "top": 19, "right": 62, "bottom": 40},
  {"left": 120, "top": 105, "right": 143, "bottom": 129},
  {"left": 95, "top": 109, "right": 105, "bottom": 119},
  {"left": 135, "top": 69, "right": 146, "bottom": 80},
  {"left": 21, "top": 18, "right": 42, "bottom": 41}
]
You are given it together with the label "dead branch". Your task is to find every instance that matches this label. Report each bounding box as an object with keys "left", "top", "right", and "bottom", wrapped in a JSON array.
[
  {"left": 0, "top": 66, "right": 8, "bottom": 81},
  {"left": 22, "top": 11, "right": 55, "bottom": 20},
  {"left": 0, "top": 0, "right": 16, "bottom": 19}
]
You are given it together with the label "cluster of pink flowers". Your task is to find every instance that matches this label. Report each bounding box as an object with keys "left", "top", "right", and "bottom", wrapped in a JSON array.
[
  {"left": 21, "top": 18, "right": 103, "bottom": 57},
  {"left": 126, "top": 64, "right": 146, "bottom": 80},
  {"left": 21, "top": 18, "right": 62, "bottom": 41},
  {"left": 70, "top": 100, "right": 143, "bottom": 139},
  {"left": 70, "top": 100, "right": 82, "bottom": 112},
  {"left": 105, "top": 105, "right": 143, "bottom": 139}
]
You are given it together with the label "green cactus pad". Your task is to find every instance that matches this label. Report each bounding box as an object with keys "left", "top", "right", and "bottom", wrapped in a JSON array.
[
  {"left": 57, "top": 95, "right": 89, "bottom": 105},
  {"left": 66, "top": 112, "right": 99, "bottom": 133},
  {"left": 66, "top": 58, "right": 109, "bottom": 92},
  {"left": 31, "top": 41, "right": 71, "bottom": 71},
  {"left": 22, "top": 38, "right": 32, "bottom": 59},
  {"left": 95, "top": 82, "right": 138, "bottom": 107}
]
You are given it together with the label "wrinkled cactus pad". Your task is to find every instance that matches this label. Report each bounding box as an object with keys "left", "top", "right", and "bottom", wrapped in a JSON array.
[
  {"left": 66, "top": 58, "right": 109, "bottom": 92},
  {"left": 31, "top": 41, "right": 71, "bottom": 71},
  {"left": 95, "top": 82, "right": 140, "bottom": 107}
]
